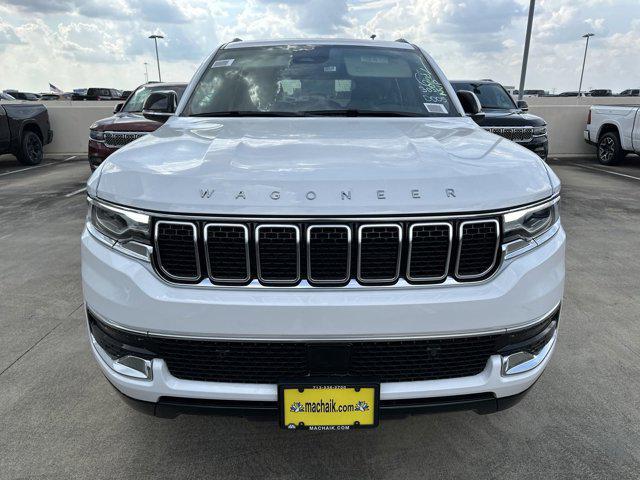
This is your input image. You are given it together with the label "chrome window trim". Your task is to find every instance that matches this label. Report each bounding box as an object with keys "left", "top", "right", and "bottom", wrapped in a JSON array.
[
  {"left": 86, "top": 194, "right": 559, "bottom": 223},
  {"left": 454, "top": 219, "right": 501, "bottom": 280},
  {"left": 154, "top": 220, "right": 201, "bottom": 282},
  {"left": 357, "top": 223, "right": 403, "bottom": 284},
  {"left": 306, "top": 224, "right": 352, "bottom": 284},
  {"left": 406, "top": 222, "right": 453, "bottom": 282},
  {"left": 203, "top": 223, "right": 251, "bottom": 284},
  {"left": 255, "top": 224, "right": 301, "bottom": 285}
]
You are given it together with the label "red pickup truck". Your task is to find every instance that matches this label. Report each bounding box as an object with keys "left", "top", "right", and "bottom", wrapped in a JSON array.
[{"left": 88, "top": 82, "right": 187, "bottom": 170}]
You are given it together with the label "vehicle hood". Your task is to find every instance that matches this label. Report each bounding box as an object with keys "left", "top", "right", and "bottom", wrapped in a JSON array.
[
  {"left": 478, "top": 109, "right": 546, "bottom": 127},
  {"left": 91, "top": 112, "right": 160, "bottom": 132},
  {"left": 94, "top": 116, "right": 553, "bottom": 215}
]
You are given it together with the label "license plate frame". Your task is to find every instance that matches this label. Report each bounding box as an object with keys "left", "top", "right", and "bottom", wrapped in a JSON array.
[{"left": 279, "top": 380, "right": 380, "bottom": 430}]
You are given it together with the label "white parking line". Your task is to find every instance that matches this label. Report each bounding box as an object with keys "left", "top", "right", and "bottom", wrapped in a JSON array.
[
  {"left": 0, "top": 155, "right": 77, "bottom": 178},
  {"left": 571, "top": 163, "right": 640, "bottom": 182},
  {"left": 64, "top": 187, "right": 87, "bottom": 198}
]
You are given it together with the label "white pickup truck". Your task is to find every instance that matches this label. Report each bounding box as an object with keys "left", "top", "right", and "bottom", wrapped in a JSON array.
[{"left": 585, "top": 105, "right": 640, "bottom": 164}]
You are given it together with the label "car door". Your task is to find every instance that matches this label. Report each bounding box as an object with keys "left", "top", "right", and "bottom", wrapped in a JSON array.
[
  {"left": 0, "top": 107, "right": 10, "bottom": 151},
  {"left": 633, "top": 109, "right": 640, "bottom": 153}
]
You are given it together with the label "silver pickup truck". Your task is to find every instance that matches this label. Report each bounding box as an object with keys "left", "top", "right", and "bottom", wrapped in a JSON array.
[{"left": 585, "top": 104, "right": 640, "bottom": 164}]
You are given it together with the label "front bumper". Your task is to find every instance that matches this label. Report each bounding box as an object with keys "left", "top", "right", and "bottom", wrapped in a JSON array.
[
  {"left": 82, "top": 222, "right": 565, "bottom": 411},
  {"left": 521, "top": 136, "right": 549, "bottom": 160},
  {"left": 88, "top": 140, "right": 116, "bottom": 170}
]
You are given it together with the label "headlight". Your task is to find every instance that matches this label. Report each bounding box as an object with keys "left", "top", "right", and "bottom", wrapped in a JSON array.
[
  {"left": 533, "top": 126, "right": 547, "bottom": 137},
  {"left": 503, "top": 196, "right": 560, "bottom": 244},
  {"left": 89, "top": 127, "right": 105, "bottom": 141},
  {"left": 88, "top": 199, "right": 150, "bottom": 244}
]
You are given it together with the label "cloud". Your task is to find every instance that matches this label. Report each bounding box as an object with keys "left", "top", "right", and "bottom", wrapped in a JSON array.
[{"left": 0, "top": 19, "right": 24, "bottom": 47}]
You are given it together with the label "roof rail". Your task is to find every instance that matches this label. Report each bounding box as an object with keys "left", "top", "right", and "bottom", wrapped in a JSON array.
[{"left": 230, "top": 38, "right": 242, "bottom": 43}]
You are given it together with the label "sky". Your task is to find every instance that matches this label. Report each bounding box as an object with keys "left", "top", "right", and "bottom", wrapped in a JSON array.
[{"left": 0, "top": 0, "right": 638, "bottom": 94}]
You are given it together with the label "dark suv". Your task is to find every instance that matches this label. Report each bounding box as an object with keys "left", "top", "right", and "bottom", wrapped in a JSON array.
[
  {"left": 88, "top": 82, "right": 187, "bottom": 170},
  {"left": 452, "top": 80, "right": 548, "bottom": 159}
]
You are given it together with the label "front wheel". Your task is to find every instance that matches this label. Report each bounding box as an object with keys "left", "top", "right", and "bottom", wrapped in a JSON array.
[
  {"left": 597, "top": 132, "right": 624, "bottom": 165},
  {"left": 17, "top": 131, "right": 43, "bottom": 166}
]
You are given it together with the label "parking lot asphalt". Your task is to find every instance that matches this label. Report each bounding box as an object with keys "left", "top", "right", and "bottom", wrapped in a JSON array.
[{"left": 1, "top": 154, "right": 639, "bottom": 479}]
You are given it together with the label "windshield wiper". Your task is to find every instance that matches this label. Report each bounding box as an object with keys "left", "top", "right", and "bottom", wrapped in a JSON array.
[
  {"left": 190, "top": 111, "right": 304, "bottom": 117},
  {"left": 302, "top": 109, "right": 427, "bottom": 117}
]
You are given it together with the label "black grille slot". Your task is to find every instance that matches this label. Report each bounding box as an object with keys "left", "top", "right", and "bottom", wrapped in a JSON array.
[
  {"left": 256, "top": 225, "right": 300, "bottom": 283},
  {"left": 204, "top": 224, "right": 250, "bottom": 283},
  {"left": 407, "top": 223, "right": 452, "bottom": 281},
  {"left": 155, "top": 222, "right": 199, "bottom": 280},
  {"left": 456, "top": 220, "right": 499, "bottom": 279},
  {"left": 307, "top": 225, "right": 351, "bottom": 283},
  {"left": 358, "top": 224, "right": 402, "bottom": 282}
]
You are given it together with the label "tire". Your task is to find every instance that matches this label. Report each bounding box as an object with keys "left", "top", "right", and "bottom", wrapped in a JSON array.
[
  {"left": 16, "top": 130, "right": 44, "bottom": 166},
  {"left": 597, "top": 131, "right": 624, "bottom": 165}
]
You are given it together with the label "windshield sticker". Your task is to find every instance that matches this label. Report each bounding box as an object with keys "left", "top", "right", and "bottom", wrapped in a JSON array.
[
  {"left": 415, "top": 67, "right": 446, "bottom": 103},
  {"left": 360, "top": 55, "right": 388, "bottom": 64},
  {"left": 324, "top": 65, "right": 337, "bottom": 72},
  {"left": 212, "top": 59, "right": 235, "bottom": 68},
  {"left": 424, "top": 103, "right": 448, "bottom": 114}
]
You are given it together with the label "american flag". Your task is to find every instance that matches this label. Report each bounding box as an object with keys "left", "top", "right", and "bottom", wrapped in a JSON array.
[{"left": 49, "top": 83, "right": 64, "bottom": 94}]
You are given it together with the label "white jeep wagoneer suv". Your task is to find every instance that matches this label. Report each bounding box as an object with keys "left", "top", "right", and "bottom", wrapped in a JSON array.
[{"left": 82, "top": 39, "right": 564, "bottom": 430}]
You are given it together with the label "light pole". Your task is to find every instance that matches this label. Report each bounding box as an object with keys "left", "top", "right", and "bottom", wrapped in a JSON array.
[
  {"left": 144, "top": 62, "right": 149, "bottom": 83},
  {"left": 517, "top": 0, "right": 536, "bottom": 102},
  {"left": 578, "top": 33, "right": 595, "bottom": 97},
  {"left": 148, "top": 34, "right": 164, "bottom": 82}
]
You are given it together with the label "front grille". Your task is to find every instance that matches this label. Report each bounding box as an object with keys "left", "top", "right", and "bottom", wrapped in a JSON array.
[
  {"left": 103, "top": 131, "right": 147, "bottom": 148},
  {"left": 153, "top": 217, "right": 501, "bottom": 287},
  {"left": 484, "top": 127, "right": 533, "bottom": 143}
]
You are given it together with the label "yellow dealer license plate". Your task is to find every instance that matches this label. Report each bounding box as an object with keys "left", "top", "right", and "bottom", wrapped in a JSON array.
[{"left": 279, "top": 383, "right": 379, "bottom": 430}]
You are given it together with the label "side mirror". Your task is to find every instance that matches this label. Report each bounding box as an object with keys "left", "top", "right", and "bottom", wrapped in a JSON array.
[
  {"left": 142, "top": 90, "right": 178, "bottom": 123},
  {"left": 456, "top": 90, "right": 485, "bottom": 124},
  {"left": 113, "top": 103, "right": 123, "bottom": 114},
  {"left": 516, "top": 100, "right": 529, "bottom": 111}
]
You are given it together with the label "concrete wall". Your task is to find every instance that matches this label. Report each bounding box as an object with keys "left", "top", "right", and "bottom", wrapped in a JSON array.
[{"left": 3, "top": 97, "right": 640, "bottom": 157}]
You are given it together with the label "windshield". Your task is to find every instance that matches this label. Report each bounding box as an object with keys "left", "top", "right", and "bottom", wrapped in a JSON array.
[
  {"left": 452, "top": 82, "right": 516, "bottom": 110},
  {"left": 123, "top": 85, "right": 187, "bottom": 112},
  {"left": 183, "top": 45, "right": 456, "bottom": 117}
]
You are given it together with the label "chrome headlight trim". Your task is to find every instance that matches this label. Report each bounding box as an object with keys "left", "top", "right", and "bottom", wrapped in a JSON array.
[{"left": 502, "top": 195, "right": 560, "bottom": 258}]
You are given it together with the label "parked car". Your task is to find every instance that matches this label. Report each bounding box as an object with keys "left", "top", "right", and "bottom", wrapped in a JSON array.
[
  {"left": 119, "top": 90, "right": 133, "bottom": 100},
  {"left": 88, "top": 82, "right": 187, "bottom": 170},
  {"left": 558, "top": 91, "right": 580, "bottom": 97},
  {"left": 618, "top": 89, "right": 640, "bottom": 97},
  {"left": 0, "top": 91, "right": 16, "bottom": 100},
  {"left": 84, "top": 88, "right": 122, "bottom": 101},
  {"left": 3, "top": 90, "right": 40, "bottom": 101},
  {"left": 589, "top": 89, "right": 612, "bottom": 97},
  {"left": 451, "top": 80, "right": 548, "bottom": 159},
  {"left": 83, "top": 39, "right": 564, "bottom": 426},
  {"left": 0, "top": 103, "right": 53, "bottom": 165},
  {"left": 585, "top": 104, "right": 640, "bottom": 164},
  {"left": 39, "top": 93, "right": 62, "bottom": 101}
]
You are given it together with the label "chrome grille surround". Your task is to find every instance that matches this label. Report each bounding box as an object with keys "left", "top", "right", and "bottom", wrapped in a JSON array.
[
  {"left": 357, "top": 224, "right": 403, "bottom": 284},
  {"left": 103, "top": 131, "right": 148, "bottom": 149},
  {"left": 306, "top": 225, "right": 352, "bottom": 285},
  {"left": 406, "top": 222, "right": 453, "bottom": 282},
  {"left": 154, "top": 221, "right": 201, "bottom": 282},
  {"left": 484, "top": 127, "right": 534, "bottom": 143},
  {"left": 455, "top": 219, "right": 501, "bottom": 280},
  {"left": 203, "top": 223, "right": 250, "bottom": 284},
  {"left": 255, "top": 224, "right": 301, "bottom": 285}
]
